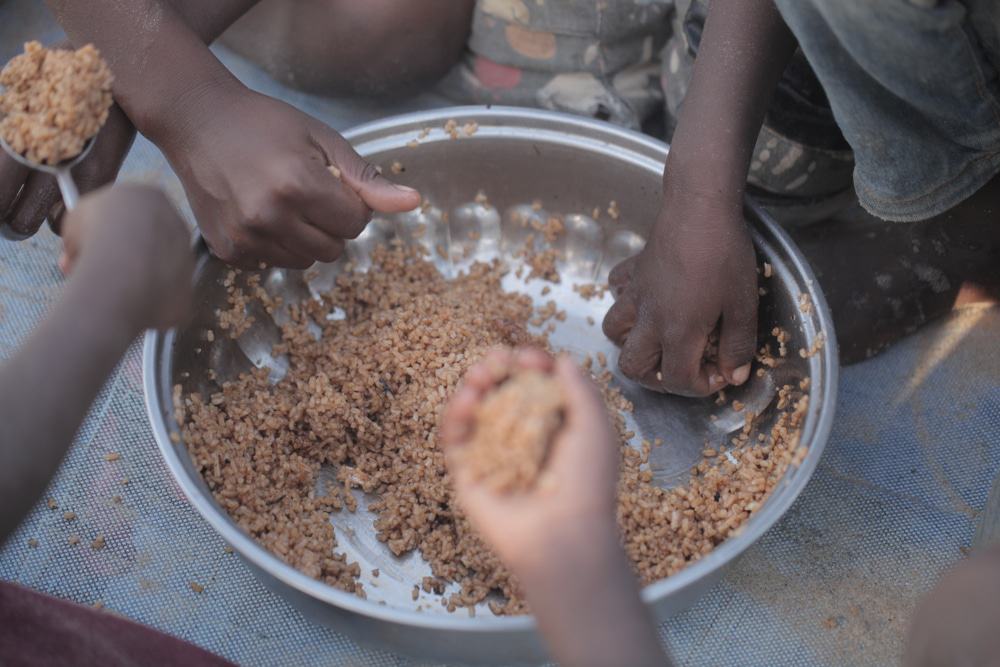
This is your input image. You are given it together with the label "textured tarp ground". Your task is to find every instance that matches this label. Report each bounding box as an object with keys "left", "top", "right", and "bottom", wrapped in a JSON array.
[{"left": 1, "top": 3, "right": 998, "bottom": 666}]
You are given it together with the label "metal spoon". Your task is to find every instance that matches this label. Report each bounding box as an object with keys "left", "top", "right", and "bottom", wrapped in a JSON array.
[{"left": 0, "top": 135, "right": 95, "bottom": 240}]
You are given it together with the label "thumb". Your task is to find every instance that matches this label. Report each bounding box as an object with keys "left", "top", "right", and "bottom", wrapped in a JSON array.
[{"left": 328, "top": 138, "right": 421, "bottom": 214}]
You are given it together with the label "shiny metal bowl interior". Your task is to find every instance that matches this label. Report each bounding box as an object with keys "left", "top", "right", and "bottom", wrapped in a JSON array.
[{"left": 144, "top": 107, "right": 838, "bottom": 665}]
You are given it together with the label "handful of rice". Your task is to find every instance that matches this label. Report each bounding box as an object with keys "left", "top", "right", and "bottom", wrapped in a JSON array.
[{"left": 458, "top": 367, "right": 565, "bottom": 493}]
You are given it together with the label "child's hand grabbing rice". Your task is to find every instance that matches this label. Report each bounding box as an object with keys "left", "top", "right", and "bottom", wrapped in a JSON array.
[
  {"left": 442, "top": 347, "right": 671, "bottom": 667},
  {"left": 442, "top": 347, "right": 619, "bottom": 572}
]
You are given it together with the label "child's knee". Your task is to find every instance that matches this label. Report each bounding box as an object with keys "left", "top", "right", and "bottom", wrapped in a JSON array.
[
  {"left": 904, "top": 547, "right": 1000, "bottom": 667},
  {"left": 224, "top": 0, "right": 474, "bottom": 98},
  {"left": 342, "top": 0, "right": 474, "bottom": 96}
]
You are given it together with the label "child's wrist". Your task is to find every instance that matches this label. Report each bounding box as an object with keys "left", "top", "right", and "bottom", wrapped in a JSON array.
[
  {"left": 512, "top": 520, "right": 622, "bottom": 586},
  {"left": 135, "top": 67, "right": 244, "bottom": 148},
  {"left": 72, "top": 248, "right": 153, "bottom": 332}
]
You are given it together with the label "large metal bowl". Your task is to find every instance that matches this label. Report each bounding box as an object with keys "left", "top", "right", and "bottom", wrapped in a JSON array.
[{"left": 144, "top": 107, "right": 837, "bottom": 665}]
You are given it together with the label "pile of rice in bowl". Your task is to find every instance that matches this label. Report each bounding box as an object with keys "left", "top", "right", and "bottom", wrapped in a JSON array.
[{"left": 175, "top": 223, "right": 810, "bottom": 615}]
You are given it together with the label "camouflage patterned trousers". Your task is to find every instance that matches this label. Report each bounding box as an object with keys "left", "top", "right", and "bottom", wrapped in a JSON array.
[{"left": 437, "top": 0, "right": 855, "bottom": 204}]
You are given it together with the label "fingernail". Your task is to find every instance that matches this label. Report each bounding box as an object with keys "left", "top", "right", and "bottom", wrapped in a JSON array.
[
  {"left": 392, "top": 183, "right": 418, "bottom": 193},
  {"left": 732, "top": 364, "right": 751, "bottom": 385}
]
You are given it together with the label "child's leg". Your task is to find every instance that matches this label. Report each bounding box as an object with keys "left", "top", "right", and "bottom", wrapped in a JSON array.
[
  {"left": 904, "top": 547, "right": 1000, "bottom": 667},
  {"left": 754, "top": 0, "right": 1000, "bottom": 363},
  {"left": 219, "top": 0, "right": 475, "bottom": 98}
]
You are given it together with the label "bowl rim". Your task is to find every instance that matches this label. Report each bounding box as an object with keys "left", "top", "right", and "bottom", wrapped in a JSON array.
[{"left": 143, "top": 105, "right": 838, "bottom": 633}]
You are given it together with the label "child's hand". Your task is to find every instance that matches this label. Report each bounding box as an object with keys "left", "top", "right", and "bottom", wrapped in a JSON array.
[
  {"left": 158, "top": 87, "right": 421, "bottom": 269},
  {"left": 602, "top": 191, "right": 758, "bottom": 397},
  {"left": 0, "top": 103, "right": 135, "bottom": 239},
  {"left": 60, "top": 184, "right": 193, "bottom": 331},
  {"left": 441, "top": 348, "right": 620, "bottom": 577}
]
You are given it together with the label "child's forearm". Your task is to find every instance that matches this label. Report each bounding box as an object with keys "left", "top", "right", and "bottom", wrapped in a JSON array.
[
  {"left": 45, "top": 0, "right": 260, "bottom": 143},
  {"left": 666, "top": 0, "right": 797, "bottom": 201},
  {"left": 519, "top": 527, "right": 672, "bottom": 667},
  {"left": 0, "top": 260, "right": 143, "bottom": 543}
]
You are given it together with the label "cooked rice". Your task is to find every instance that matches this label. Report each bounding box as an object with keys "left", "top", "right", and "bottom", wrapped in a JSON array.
[
  {"left": 177, "top": 239, "right": 809, "bottom": 615},
  {"left": 0, "top": 41, "right": 113, "bottom": 165}
]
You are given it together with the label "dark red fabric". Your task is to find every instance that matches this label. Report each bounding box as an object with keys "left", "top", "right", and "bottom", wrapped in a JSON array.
[{"left": 0, "top": 581, "right": 236, "bottom": 667}]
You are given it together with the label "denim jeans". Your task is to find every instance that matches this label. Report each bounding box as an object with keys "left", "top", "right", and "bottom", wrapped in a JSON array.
[{"left": 775, "top": 0, "right": 1000, "bottom": 221}]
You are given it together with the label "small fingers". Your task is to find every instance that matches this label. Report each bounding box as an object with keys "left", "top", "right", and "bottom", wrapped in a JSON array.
[
  {"left": 440, "top": 384, "right": 482, "bottom": 449},
  {"left": 717, "top": 294, "right": 758, "bottom": 386},
  {"left": 315, "top": 128, "right": 421, "bottom": 213},
  {"left": 267, "top": 243, "right": 315, "bottom": 270},
  {"left": 6, "top": 171, "right": 59, "bottom": 237},
  {"left": 207, "top": 230, "right": 311, "bottom": 270},
  {"left": 0, "top": 153, "right": 29, "bottom": 221},
  {"left": 444, "top": 346, "right": 553, "bottom": 451},
  {"left": 512, "top": 347, "right": 554, "bottom": 374},
  {"left": 607, "top": 255, "right": 638, "bottom": 298},
  {"left": 617, "top": 316, "right": 662, "bottom": 386},
  {"left": 602, "top": 295, "right": 637, "bottom": 346},
  {"left": 549, "top": 355, "right": 618, "bottom": 487},
  {"left": 656, "top": 322, "right": 725, "bottom": 397},
  {"left": 272, "top": 219, "right": 346, "bottom": 264},
  {"left": 462, "top": 347, "right": 515, "bottom": 392},
  {"left": 554, "top": 355, "right": 605, "bottom": 432},
  {"left": 302, "top": 165, "right": 372, "bottom": 240}
]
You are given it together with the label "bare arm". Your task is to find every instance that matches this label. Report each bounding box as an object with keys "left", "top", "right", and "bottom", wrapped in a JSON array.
[
  {"left": 0, "top": 258, "right": 142, "bottom": 540},
  {"left": 519, "top": 527, "right": 668, "bottom": 667},
  {"left": 0, "top": 1, "right": 257, "bottom": 237},
  {"left": 44, "top": 0, "right": 259, "bottom": 142},
  {"left": 442, "top": 350, "right": 671, "bottom": 667},
  {"left": 43, "top": 0, "right": 420, "bottom": 269},
  {"left": 0, "top": 185, "right": 192, "bottom": 543},
  {"left": 667, "top": 0, "right": 797, "bottom": 201},
  {"left": 604, "top": 0, "right": 798, "bottom": 397}
]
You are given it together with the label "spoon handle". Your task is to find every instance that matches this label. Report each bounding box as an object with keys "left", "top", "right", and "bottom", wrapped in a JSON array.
[{"left": 55, "top": 168, "right": 80, "bottom": 210}]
